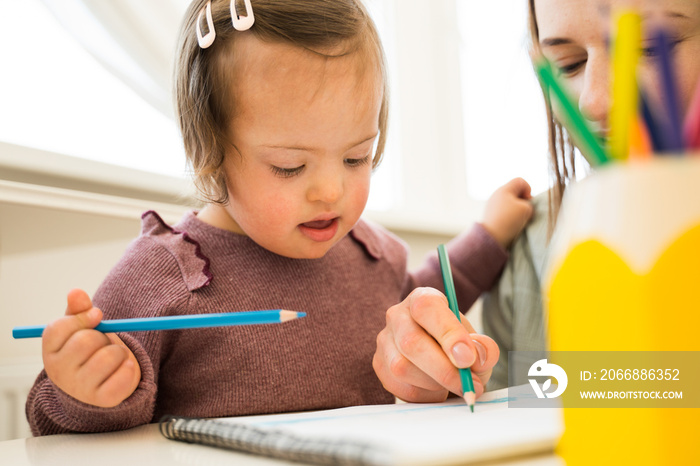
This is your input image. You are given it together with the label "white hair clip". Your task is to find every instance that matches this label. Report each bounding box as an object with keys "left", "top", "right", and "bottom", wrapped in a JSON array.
[
  {"left": 196, "top": 1, "right": 216, "bottom": 49},
  {"left": 231, "top": 0, "right": 255, "bottom": 31}
]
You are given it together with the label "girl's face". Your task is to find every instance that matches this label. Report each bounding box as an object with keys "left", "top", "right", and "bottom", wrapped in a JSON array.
[
  {"left": 206, "top": 34, "right": 381, "bottom": 259},
  {"left": 534, "top": 0, "right": 700, "bottom": 139}
]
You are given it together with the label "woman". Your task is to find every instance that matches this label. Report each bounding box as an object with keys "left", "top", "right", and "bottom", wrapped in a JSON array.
[
  {"left": 482, "top": 0, "right": 700, "bottom": 389},
  {"left": 373, "top": 0, "right": 700, "bottom": 393}
]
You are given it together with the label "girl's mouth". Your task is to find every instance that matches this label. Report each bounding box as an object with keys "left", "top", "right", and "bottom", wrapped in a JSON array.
[
  {"left": 302, "top": 219, "right": 334, "bottom": 229},
  {"left": 298, "top": 218, "right": 339, "bottom": 242}
]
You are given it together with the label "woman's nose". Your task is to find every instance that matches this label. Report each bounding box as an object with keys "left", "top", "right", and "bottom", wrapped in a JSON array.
[{"left": 578, "top": 54, "right": 610, "bottom": 125}]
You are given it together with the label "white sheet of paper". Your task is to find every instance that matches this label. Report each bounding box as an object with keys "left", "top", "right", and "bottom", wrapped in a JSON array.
[{"left": 219, "top": 387, "right": 563, "bottom": 465}]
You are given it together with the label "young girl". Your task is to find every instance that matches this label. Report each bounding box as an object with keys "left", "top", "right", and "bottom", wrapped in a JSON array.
[
  {"left": 27, "top": 0, "right": 532, "bottom": 436},
  {"left": 481, "top": 0, "right": 700, "bottom": 389}
]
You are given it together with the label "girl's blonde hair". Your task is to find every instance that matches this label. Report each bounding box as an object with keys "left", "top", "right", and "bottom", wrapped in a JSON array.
[
  {"left": 174, "top": 0, "right": 389, "bottom": 204},
  {"left": 527, "top": 0, "right": 578, "bottom": 232}
]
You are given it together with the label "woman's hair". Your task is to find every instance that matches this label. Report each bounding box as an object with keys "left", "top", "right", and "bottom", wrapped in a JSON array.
[
  {"left": 527, "top": 0, "right": 579, "bottom": 231},
  {"left": 174, "top": 0, "right": 389, "bottom": 204}
]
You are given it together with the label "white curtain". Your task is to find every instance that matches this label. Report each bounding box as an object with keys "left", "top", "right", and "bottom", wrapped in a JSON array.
[{"left": 40, "top": 0, "right": 190, "bottom": 119}]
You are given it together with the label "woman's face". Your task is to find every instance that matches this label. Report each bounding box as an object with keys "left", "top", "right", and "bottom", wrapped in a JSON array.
[{"left": 534, "top": 0, "right": 700, "bottom": 140}]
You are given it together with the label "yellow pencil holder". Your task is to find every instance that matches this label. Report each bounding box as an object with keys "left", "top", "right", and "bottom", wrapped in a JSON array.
[{"left": 544, "top": 157, "right": 700, "bottom": 465}]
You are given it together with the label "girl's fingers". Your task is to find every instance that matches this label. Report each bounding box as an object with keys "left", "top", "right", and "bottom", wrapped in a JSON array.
[
  {"left": 40, "top": 290, "right": 142, "bottom": 407},
  {"left": 77, "top": 344, "right": 130, "bottom": 389},
  {"left": 468, "top": 334, "right": 499, "bottom": 396},
  {"left": 43, "top": 329, "right": 111, "bottom": 388},
  {"left": 390, "top": 323, "right": 464, "bottom": 395},
  {"left": 60, "top": 329, "right": 112, "bottom": 364},
  {"left": 93, "top": 359, "right": 138, "bottom": 408},
  {"left": 503, "top": 177, "right": 532, "bottom": 199},
  {"left": 406, "top": 289, "right": 478, "bottom": 370},
  {"left": 376, "top": 288, "right": 499, "bottom": 402},
  {"left": 468, "top": 334, "right": 500, "bottom": 373},
  {"left": 65, "top": 288, "right": 94, "bottom": 316},
  {"left": 103, "top": 333, "right": 142, "bottom": 397},
  {"left": 470, "top": 372, "right": 486, "bottom": 399},
  {"left": 389, "top": 354, "right": 447, "bottom": 393},
  {"left": 42, "top": 309, "right": 104, "bottom": 356},
  {"left": 393, "top": 381, "right": 450, "bottom": 404},
  {"left": 373, "top": 341, "right": 449, "bottom": 402},
  {"left": 376, "top": 329, "right": 445, "bottom": 392}
]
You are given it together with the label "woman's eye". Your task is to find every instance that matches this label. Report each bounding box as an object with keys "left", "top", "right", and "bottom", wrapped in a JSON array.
[
  {"left": 270, "top": 165, "right": 304, "bottom": 178},
  {"left": 641, "top": 44, "right": 660, "bottom": 58},
  {"left": 345, "top": 155, "right": 371, "bottom": 167},
  {"left": 641, "top": 40, "right": 680, "bottom": 59},
  {"left": 557, "top": 60, "right": 586, "bottom": 76}
]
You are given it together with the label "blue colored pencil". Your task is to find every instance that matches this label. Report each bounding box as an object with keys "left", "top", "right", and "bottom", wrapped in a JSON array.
[
  {"left": 654, "top": 28, "right": 685, "bottom": 152},
  {"left": 12, "top": 310, "right": 306, "bottom": 339},
  {"left": 437, "top": 244, "right": 476, "bottom": 412}
]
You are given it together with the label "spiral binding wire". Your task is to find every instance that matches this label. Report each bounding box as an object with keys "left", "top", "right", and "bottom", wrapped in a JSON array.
[{"left": 159, "top": 415, "right": 389, "bottom": 466}]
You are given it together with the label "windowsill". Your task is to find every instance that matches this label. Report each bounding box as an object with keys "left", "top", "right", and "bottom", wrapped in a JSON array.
[
  {"left": 364, "top": 208, "right": 478, "bottom": 237},
  {"left": 0, "top": 141, "right": 198, "bottom": 207}
]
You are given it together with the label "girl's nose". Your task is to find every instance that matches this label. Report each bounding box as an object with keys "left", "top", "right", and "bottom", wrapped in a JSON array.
[
  {"left": 578, "top": 54, "right": 610, "bottom": 126},
  {"left": 307, "top": 170, "right": 344, "bottom": 205}
]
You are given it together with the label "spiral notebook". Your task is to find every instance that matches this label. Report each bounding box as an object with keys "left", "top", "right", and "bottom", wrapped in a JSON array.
[{"left": 159, "top": 387, "right": 562, "bottom": 466}]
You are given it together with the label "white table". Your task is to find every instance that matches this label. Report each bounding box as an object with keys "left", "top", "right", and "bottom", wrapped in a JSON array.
[{"left": 0, "top": 423, "right": 563, "bottom": 466}]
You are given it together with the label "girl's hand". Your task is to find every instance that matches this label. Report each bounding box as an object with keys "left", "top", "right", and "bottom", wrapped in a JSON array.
[
  {"left": 373, "top": 287, "right": 499, "bottom": 403},
  {"left": 42, "top": 289, "right": 141, "bottom": 408},
  {"left": 481, "top": 177, "right": 533, "bottom": 249}
]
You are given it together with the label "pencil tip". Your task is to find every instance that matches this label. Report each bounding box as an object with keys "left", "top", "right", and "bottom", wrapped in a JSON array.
[
  {"left": 279, "top": 310, "right": 306, "bottom": 322},
  {"left": 464, "top": 392, "right": 476, "bottom": 412}
]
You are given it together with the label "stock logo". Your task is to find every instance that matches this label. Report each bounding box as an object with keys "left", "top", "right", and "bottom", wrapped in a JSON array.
[{"left": 528, "top": 359, "right": 568, "bottom": 398}]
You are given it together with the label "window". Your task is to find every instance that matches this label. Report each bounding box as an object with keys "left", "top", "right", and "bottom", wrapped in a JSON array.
[
  {"left": 364, "top": 0, "right": 400, "bottom": 212},
  {"left": 0, "top": 0, "right": 186, "bottom": 179},
  {"left": 457, "top": 0, "right": 550, "bottom": 200},
  {"left": 367, "top": 1, "right": 551, "bottom": 232}
]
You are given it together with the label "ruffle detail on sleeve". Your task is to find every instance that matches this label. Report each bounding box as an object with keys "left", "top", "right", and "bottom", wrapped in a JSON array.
[
  {"left": 140, "top": 211, "right": 213, "bottom": 291},
  {"left": 349, "top": 219, "right": 392, "bottom": 260}
]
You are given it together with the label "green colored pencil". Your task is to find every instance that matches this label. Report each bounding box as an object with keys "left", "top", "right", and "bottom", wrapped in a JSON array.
[
  {"left": 437, "top": 244, "right": 475, "bottom": 412},
  {"left": 534, "top": 58, "right": 611, "bottom": 166}
]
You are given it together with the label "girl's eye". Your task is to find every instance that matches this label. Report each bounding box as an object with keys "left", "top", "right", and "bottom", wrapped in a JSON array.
[
  {"left": 270, "top": 165, "right": 304, "bottom": 178},
  {"left": 344, "top": 155, "right": 371, "bottom": 167}
]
